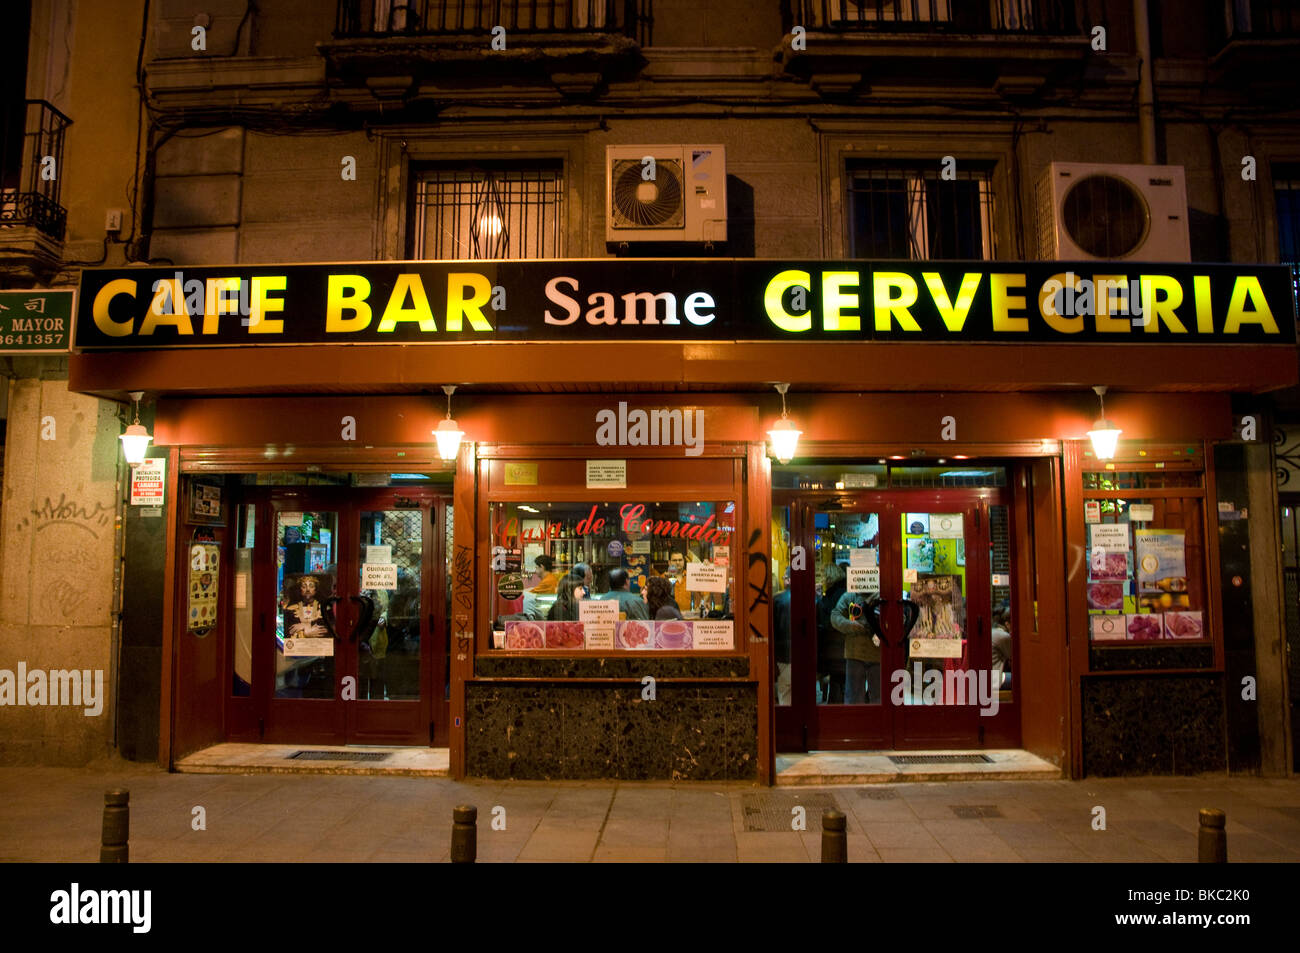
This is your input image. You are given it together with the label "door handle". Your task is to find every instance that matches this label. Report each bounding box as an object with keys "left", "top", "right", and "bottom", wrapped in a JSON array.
[
  {"left": 872, "top": 598, "right": 920, "bottom": 648},
  {"left": 899, "top": 600, "right": 920, "bottom": 643},
  {"left": 350, "top": 594, "right": 377, "bottom": 644}
]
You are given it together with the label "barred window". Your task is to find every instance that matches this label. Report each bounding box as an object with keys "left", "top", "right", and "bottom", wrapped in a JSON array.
[
  {"left": 409, "top": 163, "right": 564, "bottom": 260},
  {"left": 847, "top": 161, "right": 995, "bottom": 260}
]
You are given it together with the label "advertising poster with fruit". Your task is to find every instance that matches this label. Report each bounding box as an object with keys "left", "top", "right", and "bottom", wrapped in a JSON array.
[{"left": 1135, "top": 529, "right": 1190, "bottom": 610}]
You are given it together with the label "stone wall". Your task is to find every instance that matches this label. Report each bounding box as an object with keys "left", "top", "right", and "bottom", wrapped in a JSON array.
[{"left": 0, "top": 362, "right": 120, "bottom": 764}]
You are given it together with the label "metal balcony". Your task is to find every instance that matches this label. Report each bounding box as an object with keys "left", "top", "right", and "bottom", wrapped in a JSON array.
[
  {"left": 335, "top": 0, "right": 650, "bottom": 43},
  {"left": 0, "top": 100, "right": 71, "bottom": 242},
  {"left": 784, "top": 0, "right": 1093, "bottom": 35}
]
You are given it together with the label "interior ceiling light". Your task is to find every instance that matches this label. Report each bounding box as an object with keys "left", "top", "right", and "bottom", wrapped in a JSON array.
[
  {"left": 1086, "top": 385, "right": 1122, "bottom": 460},
  {"left": 434, "top": 385, "right": 465, "bottom": 462},
  {"left": 119, "top": 391, "right": 152, "bottom": 465},
  {"left": 766, "top": 382, "right": 802, "bottom": 464}
]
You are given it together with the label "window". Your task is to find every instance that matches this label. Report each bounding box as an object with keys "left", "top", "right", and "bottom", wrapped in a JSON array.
[
  {"left": 489, "top": 499, "right": 736, "bottom": 651},
  {"left": 847, "top": 161, "right": 995, "bottom": 259},
  {"left": 409, "top": 162, "right": 564, "bottom": 260},
  {"left": 1272, "top": 162, "right": 1300, "bottom": 305}
]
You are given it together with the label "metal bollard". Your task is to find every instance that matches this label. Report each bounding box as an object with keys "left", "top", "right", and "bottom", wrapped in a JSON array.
[
  {"left": 101, "top": 789, "right": 129, "bottom": 863},
  {"left": 451, "top": 804, "right": 477, "bottom": 864},
  {"left": 821, "top": 809, "right": 847, "bottom": 863},
  {"left": 1198, "top": 808, "right": 1227, "bottom": 863}
]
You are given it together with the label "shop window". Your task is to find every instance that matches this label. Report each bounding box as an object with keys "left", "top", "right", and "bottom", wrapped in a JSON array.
[
  {"left": 1272, "top": 162, "right": 1300, "bottom": 306},
  {"left": 489, "top": 500, "right": 736, "bottom": 652},
  {"left": 1083, "top": 451, "right": 1211, "bottom": 649},
  {"left": 847, "top": 160, "right": 995, "bottom": 260},
  {"left": 409, "top": 162, "right": 564, "bottom": 260}
]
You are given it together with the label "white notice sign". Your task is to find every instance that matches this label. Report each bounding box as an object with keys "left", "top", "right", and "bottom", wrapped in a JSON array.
[
  {"left": 692, "top": 620, "right": 734, "bottom": 649},
  {"left": 929, "top": 514, "right": 963, "bottom": 539},
  {"left": 366, "top": 545, "right": 392, "bottom": 564},
  {"left": 283, "top": 637, "right": 334, "bottom": 657},
  {"left": 586, "top": 459, "right": 627, "bottom": 488},
  {"left": 849, "top": 547, "right": 877, "bottom": 568},
  {"left": 1090, "top": 523, "right": 1131, "bottom": 552},
  {"left": 130, "top": 458, "right": 166, "bottom": 505},
  {"left": 280, "top": 512, "right": 303, "bottom": 527},
  {"left": 686, "top": 562, "right": 727, "bottom": 593},
  {"left": 579, "top": 599, "right": 618, "bottom": 649},
  {"left": 234, "top": 573, "right": 249, "bottom": 610},
  {"left": 1128, "top": 504, "right": 1154, "bottom": 522},
  {"left": 847, "top": 566, "right": 880, "bottom": 593},
  {"left": 362, "top": 563, "right": 398, "bottom": 590}
]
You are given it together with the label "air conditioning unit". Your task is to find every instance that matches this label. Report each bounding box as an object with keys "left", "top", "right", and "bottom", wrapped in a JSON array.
[
  {"left": 1036, "top": 162, "right": 1191, "bottom": 262},
  {"left": 606, "top": 145, "right": 727, "bottom": 243}
]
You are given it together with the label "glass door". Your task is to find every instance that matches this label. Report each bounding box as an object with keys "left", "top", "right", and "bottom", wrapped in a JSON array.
[{"left": 260, "top": 489, "right": 448, "bottom": 746}]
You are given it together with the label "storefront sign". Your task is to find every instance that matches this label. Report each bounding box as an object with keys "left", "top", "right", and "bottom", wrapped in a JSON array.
[
  {"left": 73, "top": 261, "right": 1296, "bottom": 349},
  {"left": 0, "top": 289, "right": 73, "bottom": 353},
  {"left": 130, "top": 458, "right": 166, "bottom": 505},
  {"left": 586, "top": 459, "right": 626, "bottom": 488}
]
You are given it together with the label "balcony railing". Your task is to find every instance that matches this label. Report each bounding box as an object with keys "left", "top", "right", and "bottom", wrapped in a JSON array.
[
  {"left": 0, "top": 100, "right": 71, "bottom": 242},
  {"left": 335, "top": 0, "right": 650, "bottom": 42},
  {"left": 1223, "top": 0, "right": 1300, "bottom": 38},
  {"left": 785, "top": 0, "right": 1091, "bottom": 34}
]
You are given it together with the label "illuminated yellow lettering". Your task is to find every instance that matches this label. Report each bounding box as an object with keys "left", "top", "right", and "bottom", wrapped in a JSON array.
[
  {"left": 1193, "top": 275, "right": 1213, "bottom": 332},
  {"left": 377, "top": 274, "right": 437, "bottom": 333},
  {"left": 1039, "top": 273, "right": 1083, "bottom": 334},
  {"left": 764, "top": 270, "right": 812, "bottom": 332},
  {"left": 446, "top": 272, "right": 493, "bottom": 332},
  {"left": 823, "top": 271, "right": 862, "bottom": 331},
  {"left": 202, "top": 277, "right": 241, "bottom": 334},
  {"left": 326, "top": 274, "right": 372, "bottom": 333},
  {"left": 1139, "top": 275, "right": 1185, "bottom": 333},
  {"left": 140, "top": 278, "right": 194, "bottom": 335},
  {"left": 872, "top": 272, "right": 919, "bottom": 331},
  {"left": 990, "top": 274, "right": 1028, "bottom": 331},
  {"left": 1093, "top": 274, "right": 1129, "bottom": 332},
  {"left": 92, "top": 279, "right": 136, "bottom": 337},
  {"left": 923, "top": 272, "right": 981, "bottom": 332},
  {"left": 247, "top": 276, "right": 287, "bottom": 333},
  {"left": 1223, "top": 276, "right": 1279, "bottom": 334}
]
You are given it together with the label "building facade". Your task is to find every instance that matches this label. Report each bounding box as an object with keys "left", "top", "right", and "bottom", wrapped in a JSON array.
[{"left": 2, "top": 0, "right": 1297, "bottom": 780}]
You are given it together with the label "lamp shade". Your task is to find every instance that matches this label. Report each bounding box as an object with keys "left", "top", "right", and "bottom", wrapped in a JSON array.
[
  {"left": 1087, "top": 418, "right": 1122, "bottom": 460},
  {"left": 767, "top": 417, "right": 802, "bottom": 464},
  {"left": 434, "top": 417, "right": 464, "bottom": 461},
  {"left": 119, "top": 424, "right": 152, "bottom": 465}
]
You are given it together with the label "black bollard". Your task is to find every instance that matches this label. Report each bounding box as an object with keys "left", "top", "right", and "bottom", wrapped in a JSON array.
[
  {"left": 101, "top": 789, "right": 129, "bottom": 863},
  {"left": 1198, "top": 808, "right": 1227, "bottom": 863},
  {"left": 451, "top": 804, "right": 477, "bottom": 864},
  {"left": 821, "top": 809, "right": 847, "bottom": 863}
]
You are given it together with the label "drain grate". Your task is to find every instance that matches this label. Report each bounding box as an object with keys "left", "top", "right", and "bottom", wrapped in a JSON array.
[
  {"left": 742, "top": 792, "right": 841, "bottom": 832},
  {"left": 951, "top": 805, "right": 1003, "bottom": 819},
  {"left": 889, "top": 754, "right": 993, "bottom": 765},
  {"left": 288, "top": 750, "right": 391, "bottom": 762},
  {"left": 858, "top": 788, "right": 900, "bottom": 800}
]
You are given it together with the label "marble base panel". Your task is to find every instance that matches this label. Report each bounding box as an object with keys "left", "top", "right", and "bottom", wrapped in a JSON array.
[
  {"left": 465, "top": 682, "right": 759, "bottom": 781},
  {"left": 1082, "top": 674, "right": 1226, "bottom": 776}
]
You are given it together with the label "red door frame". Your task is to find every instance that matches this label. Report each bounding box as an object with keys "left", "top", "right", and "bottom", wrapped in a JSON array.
[
  {"left": 776, "top": 482, "right": 1017, "bottom": 751},
  {"left": 241, "top": 485, "right": 449, "bottom": 746}
]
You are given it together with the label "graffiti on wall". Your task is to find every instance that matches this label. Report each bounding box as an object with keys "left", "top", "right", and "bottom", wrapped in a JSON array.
[
  {"left": 17, "top": 494, "right": 114, "bottom": 622},
  {"left": 746, "top": 526, "right": 770, "bottom": 643}
]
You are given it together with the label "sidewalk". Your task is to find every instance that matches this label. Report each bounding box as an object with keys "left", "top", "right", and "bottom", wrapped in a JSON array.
[{"left": 2, "top": 760, "right": 1298, "bottom": 862}]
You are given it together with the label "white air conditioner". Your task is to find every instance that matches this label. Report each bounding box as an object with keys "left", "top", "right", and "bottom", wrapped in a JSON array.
[
  {"left": 606, "top": 145, "right": 727, "bottom": 243},
  {"left": 1036, "top": 162, "right": 1191, "bottom": 262}
]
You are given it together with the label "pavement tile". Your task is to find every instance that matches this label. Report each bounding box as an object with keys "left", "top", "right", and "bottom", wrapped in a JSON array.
[
  {"left": 516, "top": 829, "right": 600, "bottom": 862},
  {"left": 876, "top": 847, "right": 953, "bottom": 863},
  {"left": 862, "top": 821, "right": 943, "bottom": 850},
  {"left": 593, "top": 846, "right": 670, "bottom": 862}
]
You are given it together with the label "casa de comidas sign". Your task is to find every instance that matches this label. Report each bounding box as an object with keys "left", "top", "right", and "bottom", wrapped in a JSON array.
[{"left": 72, "top": 260, "right": 1295, "bottom": 349}]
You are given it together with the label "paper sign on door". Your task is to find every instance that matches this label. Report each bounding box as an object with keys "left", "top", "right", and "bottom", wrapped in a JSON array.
[
  {"left": 686, "top": 562, "right": 727, "bottom": 593},
  {"left": 847, "top": 566, "right": 880, "bottom": 593}
]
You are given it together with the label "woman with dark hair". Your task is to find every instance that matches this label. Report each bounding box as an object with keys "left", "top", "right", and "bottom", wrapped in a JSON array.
[
  {"left": 547, "top": 571, "right": 587, "bottom": 621},
  {"left": 645, "top": 574, "right": 683, "bottom": 621}
]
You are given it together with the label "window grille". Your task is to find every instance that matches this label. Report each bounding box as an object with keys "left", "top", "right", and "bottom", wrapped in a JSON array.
[
  {"left": 847, "top": 161, "right": 995, "bottom": 260},
  {"left": 410, "top": 164, "right": 564, "bottom": 260}
]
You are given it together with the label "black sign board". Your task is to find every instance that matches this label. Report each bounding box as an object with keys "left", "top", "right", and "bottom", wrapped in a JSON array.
[{"left": 73, "top": 260, "right": 1296, "bottom": 349}]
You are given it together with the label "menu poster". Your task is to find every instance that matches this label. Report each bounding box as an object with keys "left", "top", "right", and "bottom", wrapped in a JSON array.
[
  {"left": 1135, "top": 529, "right": 1187, "bottom": 594},
  {"left": 579, "top": 600, "right": 618, "bottom": 649},
  {"left": 693, "top": 620, "right": 734, "bottom": 649}
]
